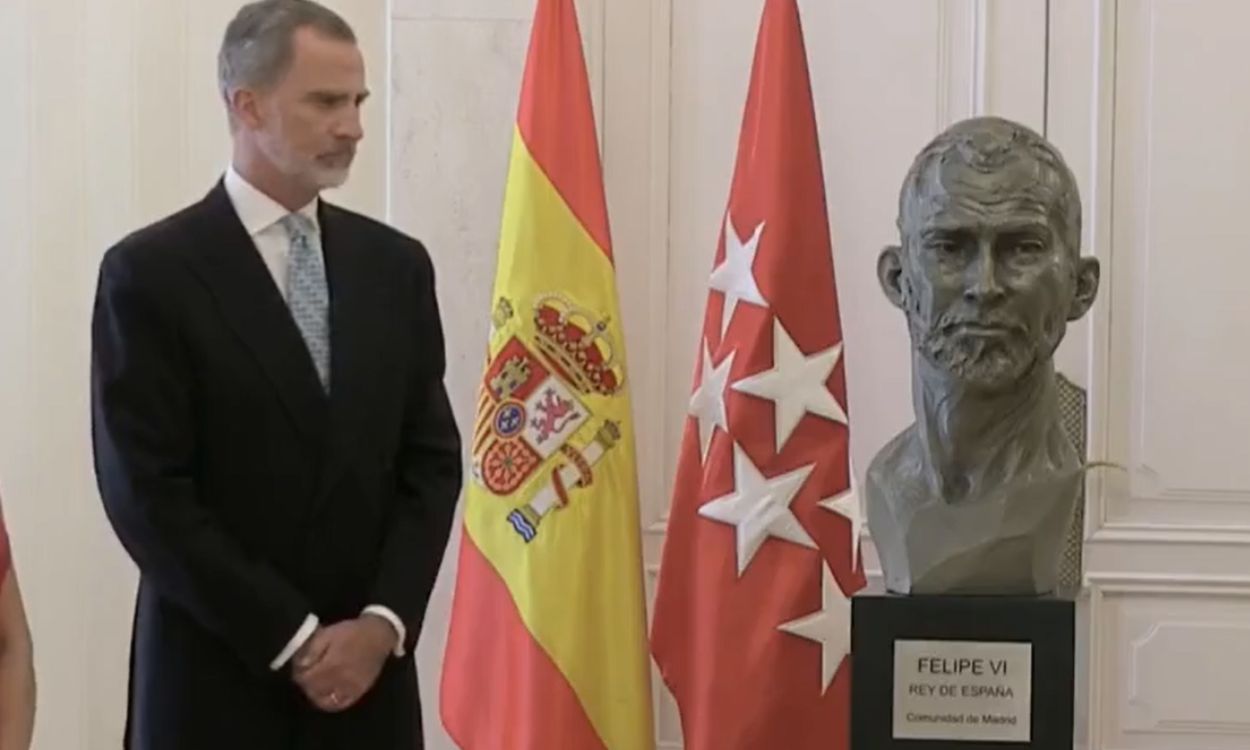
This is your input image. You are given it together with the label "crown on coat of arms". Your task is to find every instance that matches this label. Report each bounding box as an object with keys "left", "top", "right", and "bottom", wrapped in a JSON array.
[{"left": 532, "top": 294, "right": 623, "bottom": 396}]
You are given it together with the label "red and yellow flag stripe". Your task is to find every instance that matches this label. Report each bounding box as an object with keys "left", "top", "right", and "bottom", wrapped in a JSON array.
[{"left": 440, "top": 1, "right": 654, "bottom": 748}]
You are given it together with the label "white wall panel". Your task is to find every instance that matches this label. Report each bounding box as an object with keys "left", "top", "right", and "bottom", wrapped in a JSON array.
[{"left": 1050, "top": 1, "right": 1250, "bottom": 747}]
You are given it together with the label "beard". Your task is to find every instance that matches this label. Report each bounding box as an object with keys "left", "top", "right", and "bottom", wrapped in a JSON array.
[
  {"left": 298, "top": 149, "right": 354, "bottom": 191},
  {"left": 911, "top": 309, "right": 1043, "bottom": 391},
  {"left": 308, "top": 162, "right": 351, "bottom": 189},
  {"left": 261, "top": 136, "right": 355, "bottom": 192}
]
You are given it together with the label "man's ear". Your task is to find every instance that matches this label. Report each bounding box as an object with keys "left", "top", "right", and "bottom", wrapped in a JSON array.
[
  {"left": 878, "top": 245, "right": 907, "bottom": 310},
  {"left": 1068, "top": 256, "right": 1101, "bottom": 320},
  {"left": 230, "top": 88, "right": 264, "bottom": 130}
]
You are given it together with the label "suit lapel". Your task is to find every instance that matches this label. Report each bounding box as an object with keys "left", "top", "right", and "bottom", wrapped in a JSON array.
[
  {"left": 183, "top": 182, "right": 329, "bottom": 447},
  {"left": 318, "top": 202, "right": 384, "bottom": 498}
]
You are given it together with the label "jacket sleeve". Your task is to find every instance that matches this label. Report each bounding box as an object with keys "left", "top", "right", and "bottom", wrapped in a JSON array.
[
  {"left": 368, "top": 242, "right": 463, "bottom": 652},
  {"left": 90, "top": 245, "right": 312, "bottom": 673}
]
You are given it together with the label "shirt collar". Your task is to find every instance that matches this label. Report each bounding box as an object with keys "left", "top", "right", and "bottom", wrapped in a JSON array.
[{"left": 223, "top": 165, "right": 320, "bottom": 238}]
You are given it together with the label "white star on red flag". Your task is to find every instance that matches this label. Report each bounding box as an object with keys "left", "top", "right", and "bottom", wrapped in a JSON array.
[
  {"left": 818, "top": 473, "right": 864, "bottom": 571},
  {"left": 732, "top": 316, "right": 847, "bottom": 452},
  {"left": 708, "top": 215, "right": 767, "bottom": 336},
  {"left": 777, "top": 561, "right": 851, "bottom": 694},
  {"left": 697, "top": 442, "right": 816, "bottom": 576},
  {"left": 688, "top": 339, "right": 736, "bottom": 462}
]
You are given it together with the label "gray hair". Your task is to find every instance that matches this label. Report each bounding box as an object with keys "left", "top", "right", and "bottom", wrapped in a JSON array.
[
  {"left": 897, "top": 116, "right": 1083, "bottom": 256},
  {"left": 217, "top": 0, "right": 356, "bottom": 103}
]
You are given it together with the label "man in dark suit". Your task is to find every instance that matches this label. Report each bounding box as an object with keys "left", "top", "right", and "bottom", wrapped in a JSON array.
[{"left": 89, "top": 2, "right": 462, "bottom": 747}]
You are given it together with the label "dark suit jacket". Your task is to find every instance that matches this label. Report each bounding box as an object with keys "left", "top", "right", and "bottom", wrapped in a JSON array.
[{"left": 90, "top": 182, "right": 463, "bottom": 749}]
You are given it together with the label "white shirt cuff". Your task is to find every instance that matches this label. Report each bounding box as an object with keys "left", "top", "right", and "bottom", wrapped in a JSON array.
[
  {"left": 362, "top": 604, "right": 406, "bottom": 657},
  {"left": 269, "top": 613, "right": 319, "bottom": 671}
]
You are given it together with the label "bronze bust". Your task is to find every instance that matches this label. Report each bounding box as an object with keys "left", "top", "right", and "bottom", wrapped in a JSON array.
[{"left": 866, "top": 116, "right": 1101, "bottom": 595}]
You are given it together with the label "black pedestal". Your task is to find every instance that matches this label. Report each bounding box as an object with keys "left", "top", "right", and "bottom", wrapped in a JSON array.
[{"left": 851, "top": 594, "right": 1074, "bottom": 750}]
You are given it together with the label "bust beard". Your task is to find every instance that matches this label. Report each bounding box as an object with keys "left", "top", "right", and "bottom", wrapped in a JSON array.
[{"left": 864, "top": 333, "right": 1086, "bottom": 596}]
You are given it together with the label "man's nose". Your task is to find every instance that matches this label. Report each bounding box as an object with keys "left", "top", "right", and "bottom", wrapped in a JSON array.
[
  {"left": 335, "top": 108, "right": 364, "bottom": 142},
  {"left": 964, "top": 241, "right": 1006, "bottom": 303}
]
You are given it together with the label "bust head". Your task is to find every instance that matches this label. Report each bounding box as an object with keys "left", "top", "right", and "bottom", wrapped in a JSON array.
[{"left": 878, "top": 117, "right": 1100, "bottom": 393}]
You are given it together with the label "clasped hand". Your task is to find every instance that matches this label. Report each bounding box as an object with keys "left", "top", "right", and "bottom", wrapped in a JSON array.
[{"left": 291, "top": 615, "right": 396, "bottom": 713}]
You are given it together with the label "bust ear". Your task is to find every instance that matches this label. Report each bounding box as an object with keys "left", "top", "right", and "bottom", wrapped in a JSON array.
[
  {"left": 1067, "top": 256, "right": 1101, "bottom": 321},
  {"left": 878, "top": 245, "right": 907, "bottom": 309}
]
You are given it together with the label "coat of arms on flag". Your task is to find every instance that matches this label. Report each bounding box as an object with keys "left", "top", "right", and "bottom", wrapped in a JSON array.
[{"left": 471, "top": 293, "right": 626, "bottom": 542}]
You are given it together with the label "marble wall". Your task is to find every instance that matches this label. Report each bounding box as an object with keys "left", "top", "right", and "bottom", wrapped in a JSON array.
[{"left": 389, "top": 4, "right": 535, "bottom": 748}]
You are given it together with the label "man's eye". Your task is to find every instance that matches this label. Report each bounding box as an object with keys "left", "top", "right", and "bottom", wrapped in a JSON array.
[{"left": 1014, "top": 239, "right": 1046, "bottom": 254}]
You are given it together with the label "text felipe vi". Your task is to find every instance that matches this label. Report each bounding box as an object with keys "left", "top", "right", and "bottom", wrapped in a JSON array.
[{"left": 916, "top": 656, "right": 1010, "bottom": 676}]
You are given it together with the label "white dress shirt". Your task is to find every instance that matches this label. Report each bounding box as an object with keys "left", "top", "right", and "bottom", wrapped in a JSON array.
[{"left": 222, "top": 166, "right": 408, "bottom": 671}]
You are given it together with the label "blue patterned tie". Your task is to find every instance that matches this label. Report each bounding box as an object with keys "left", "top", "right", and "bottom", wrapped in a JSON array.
[{"left": 282, "top": 213, "right": 331, "bottom": 392}]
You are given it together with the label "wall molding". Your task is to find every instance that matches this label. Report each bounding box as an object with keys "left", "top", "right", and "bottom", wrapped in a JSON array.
[
  {"left": 588, "top": 0, "right": 606, "bottom": 145},
  {"left": 1090, "top": 524, "right": 1250, "bottom": 547},
  {"left": 1127, "top": 620, "right": 1250, "bottom": 736},
  {"left": 642, "top": 0, "right": 674, "bottom": 534},
  {"left": 936, "top": 0, "right": 984, "bottom": 128},
  {"left": 1080, "top": 0, "right": 1121, "bottom": 545},
  {"left": 1089, "top": 571, "right": 1250, "bottom": 596}
]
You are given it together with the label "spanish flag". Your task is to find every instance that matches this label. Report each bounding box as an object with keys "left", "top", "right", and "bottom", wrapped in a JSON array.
[{"left": 438, "top": 1, "right": 655, "bottom": 748}]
